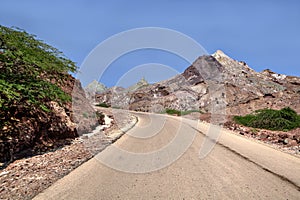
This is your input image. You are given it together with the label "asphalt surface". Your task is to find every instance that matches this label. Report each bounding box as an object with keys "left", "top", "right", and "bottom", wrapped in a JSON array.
[{"left": 34, "top": 112, "right": 300, "bottom": 200}]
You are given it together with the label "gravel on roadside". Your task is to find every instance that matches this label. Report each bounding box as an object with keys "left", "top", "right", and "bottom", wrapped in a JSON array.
[
  {"left": 183, "top": 112, "right": 300, "bottom": 157},
  {"left": 0, "top": 109, "right": 136, "bottom": 200}
]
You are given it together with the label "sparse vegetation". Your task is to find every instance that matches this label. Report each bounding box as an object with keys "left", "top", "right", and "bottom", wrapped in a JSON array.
[
  {"left": 96, "top": 102, "right": 110, "bottom": 108},
  {"left": 165, "top": 109, "right": 181, "bottom": 116},
  {"left": 250, "top": 128, "right": 259, "bottom": 134},
  {"left": 82, "top": 112, "right": 89, "bottom": 118},
  {"left": 111, "top": 106, "right": 121, "bottom": 109},
  {"left": 234, "top": 107, "right": 300, "bottom": 131},
  {"left": 164, "top": 109, "right": 201, "bottom": 116}
]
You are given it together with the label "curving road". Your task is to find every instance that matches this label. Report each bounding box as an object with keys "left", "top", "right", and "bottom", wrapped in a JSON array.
[{"left": 34, "top": 112, "right": 300, "bottom": 199}]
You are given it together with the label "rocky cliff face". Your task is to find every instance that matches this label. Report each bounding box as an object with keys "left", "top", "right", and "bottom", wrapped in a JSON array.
[
  {"left": 0, "top": 72, "right": 101, "bottom": 166},
  {"left": 0, "top": 25, "right": 103, "bottom": 166},
  {"left": 213, "top": 51, "right": 300, "bottom": 115},
  {"left": 95, "top": 50, "right": 300, "bottom": 116}
]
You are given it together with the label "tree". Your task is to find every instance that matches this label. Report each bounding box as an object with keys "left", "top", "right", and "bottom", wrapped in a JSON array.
[{"left": 0, "top": 25, "right": 77, "bottom": 141}]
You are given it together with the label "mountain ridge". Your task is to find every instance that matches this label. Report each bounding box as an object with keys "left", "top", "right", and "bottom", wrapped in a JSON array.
[{"left": 95, "top": 50, "right": 300, "bottom": 115}]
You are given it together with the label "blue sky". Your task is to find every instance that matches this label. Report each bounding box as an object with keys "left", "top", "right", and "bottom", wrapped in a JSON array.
[{"left": 1, "top": 0, "right": 299, "bottom": 87}]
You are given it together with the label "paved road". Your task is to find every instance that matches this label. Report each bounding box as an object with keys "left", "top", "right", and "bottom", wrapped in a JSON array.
[{"left": 34, "top": 112, "right": 300, "bottom": 199}]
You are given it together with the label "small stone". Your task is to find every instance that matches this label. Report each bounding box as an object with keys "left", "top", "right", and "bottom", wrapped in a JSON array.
[
  {"left": 287, "top": 140, "right": 298, "bottom": 147},
  {"left": 81, "top": 135, "right": 88, "bottom": 139},
  {"left": 260, "top": 132, "right": 268, "bottom": 140},
  {"left": 0, "top": 171, "right": 9, "bottom": 176},
  {"left": 283, "top": 138, "right": 289, "bottom": 145}
]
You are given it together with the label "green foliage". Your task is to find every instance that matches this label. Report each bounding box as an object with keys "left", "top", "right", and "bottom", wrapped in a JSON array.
[
  {"left": 165, "top": 109, "right": 182, "bottom": 116},
  {"left": 0, "top": 25, "right": 77, "bottom": 73},
  {"left": 96, "top": 111, "right": 105, "bottom": 120},
  {"left": 250, "top": 128, "right": 259, "bottom": 134},
  {"left": 111, "top": 106, "right": 121, "bottom": 109},
  {"left": 82, "top": 112, "right": 89, "bottom": 118},
  {"left": 96, "top": 102, "right": 110, "bottom": 108},
  {"left": 234, "top": 107, "right": 300, "bottom": 131},
  {"left": 164, "top": 109, "right": 201, "bottom": 116},
  {"left": 0, "top": 25, "right": 76, "bottom": 134}
]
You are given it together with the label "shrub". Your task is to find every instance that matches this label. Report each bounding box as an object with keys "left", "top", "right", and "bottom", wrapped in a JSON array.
[
  {"left": 234, "top": 107, "right": 300, "bottom": 131},
  {"left": 164, "top": 109, "right": 202, "bottom": 116},
  {"left": 96, "top": 103, "right": 110, "bottom": 108},
  {"left": 165, "top": 109, "right": 181, "bottom": 116}
]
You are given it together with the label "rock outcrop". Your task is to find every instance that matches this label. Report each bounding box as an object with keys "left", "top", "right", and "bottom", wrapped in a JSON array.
[
  {"left": 0, "top": 25, "right": 102, "bottom": 166},
  {"left": 0, "top": 72, "right": 101, "bottom": 166},
  {"left": 95, "top": 50, "right": 300, "bottom": 116}
]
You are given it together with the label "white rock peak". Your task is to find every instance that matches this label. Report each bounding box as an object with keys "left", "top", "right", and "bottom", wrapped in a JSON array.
[{"left": 212, "top": 50, "right": 230, "bottom": 58}]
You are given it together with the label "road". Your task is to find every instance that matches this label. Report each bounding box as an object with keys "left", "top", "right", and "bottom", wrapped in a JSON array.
[{"left": 34, "top": 112, "right": 300, "bottom": 199}]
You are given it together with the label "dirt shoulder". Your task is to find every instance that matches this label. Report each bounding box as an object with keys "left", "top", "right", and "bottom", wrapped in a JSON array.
[
  {"left": 183, "top": 112, "right": 300, "bottom": 157},
  {"left": 0, "top": 108, "right": 137, "bottom": 200}
]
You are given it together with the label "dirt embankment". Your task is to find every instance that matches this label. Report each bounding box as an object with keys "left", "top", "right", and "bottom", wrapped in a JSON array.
[
  {"left": 0, "top": 108, "right": 136, "bottom": 200},
  {"left": 0, "top": 73, "right": 102, "bottom": 168}
]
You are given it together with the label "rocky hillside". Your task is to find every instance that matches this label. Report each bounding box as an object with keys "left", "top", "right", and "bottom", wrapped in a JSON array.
[
  {"left": 85, "top": 80, "right": 108, "bottom": 97},
  {"left": 127, "top": 77, "right": 149, "bottom": 92},
  {"left": 95, "top": 50, "right": 300, "bottom": 116},
  {"left": 0, "top": 26, "right": 101, "bottom": 166}
]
